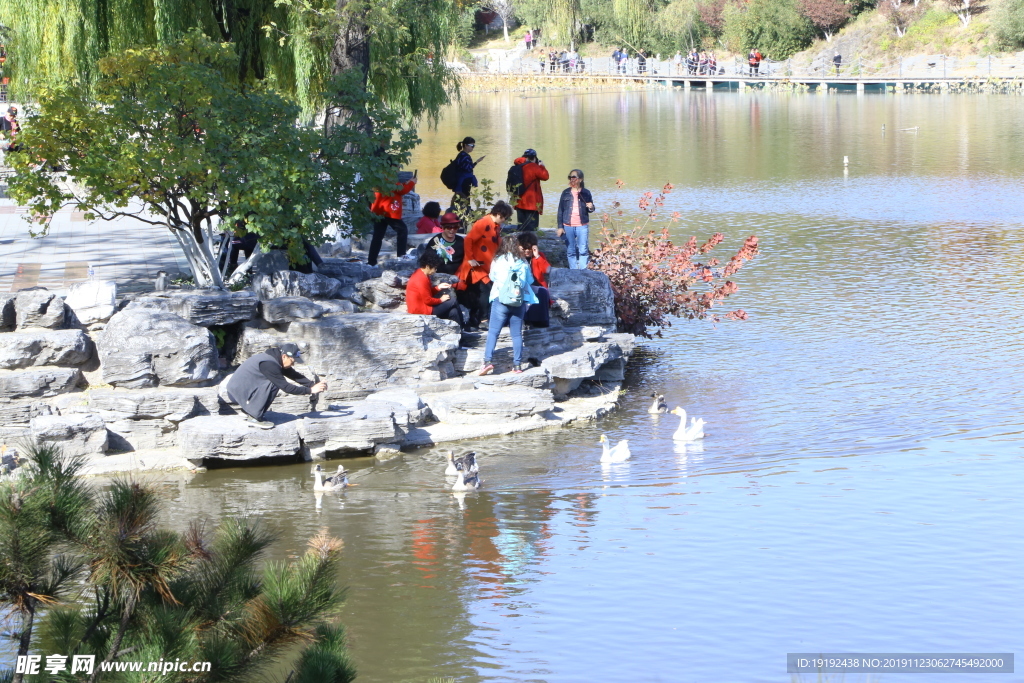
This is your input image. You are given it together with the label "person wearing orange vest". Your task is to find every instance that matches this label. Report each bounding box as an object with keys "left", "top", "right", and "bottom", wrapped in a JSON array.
[
  {"left": 455, "top": 201, "right": 513, "bottom": 331},
  {"left": 368, "top": 175, "right": 416, "bottom": 266},
  {"left": 513, "top": 149, "right": 549, "bottom": 232}
]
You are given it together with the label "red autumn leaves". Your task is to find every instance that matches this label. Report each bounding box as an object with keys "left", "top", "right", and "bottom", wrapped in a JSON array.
[{"left": 588, "top": 184, "right": 758, "bottom": 338}]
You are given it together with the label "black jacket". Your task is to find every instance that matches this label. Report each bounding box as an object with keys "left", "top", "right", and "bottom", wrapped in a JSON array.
[
  {"left": 556, "top": 187, "right": 595, "bottom": 227},
  {"left": 226, "top": 347, "right": 313, "bottom": 419},
  {"left": 425, "top": 233, "right": 465, "bottom": 275}
]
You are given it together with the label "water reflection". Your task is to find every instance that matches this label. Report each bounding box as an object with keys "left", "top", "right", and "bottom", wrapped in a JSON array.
[{"left": 139, "top": 91, "right": 1024, "bottom": 681}]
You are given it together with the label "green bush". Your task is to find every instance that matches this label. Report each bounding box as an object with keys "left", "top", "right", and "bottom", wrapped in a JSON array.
[
  {"left": 995, "top": 0, "right": 1024, "bottom": 48},
  {"left": 723, "top": 0, "right": 815, "bottom": 59}
]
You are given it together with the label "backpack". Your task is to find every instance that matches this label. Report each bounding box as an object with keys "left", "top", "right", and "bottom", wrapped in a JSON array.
[
  {"left": 440, "top": 159, "right": 459, "bottom": 191},
  {"left": 498, "top": 263, "right": 525, "bottom": 307},
  {"left": 506, "top": 163, "right": 525, "bottom": 202}
]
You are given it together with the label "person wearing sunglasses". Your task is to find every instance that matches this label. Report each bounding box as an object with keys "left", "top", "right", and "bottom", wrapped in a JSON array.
[
  {"left": 424, "top": 212, "right": 465, "bottom": 275},
  {"left": 556, "top": 169, "right": 596, "bottom": 269}
]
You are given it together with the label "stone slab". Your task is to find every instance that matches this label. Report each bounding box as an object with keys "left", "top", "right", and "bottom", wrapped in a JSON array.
[
  {"left": 177, "top": 414, "right": 302, "bottom": 460},
  {"left": 253, "top": 271, "right": 344, "bottom": 301},
  {"left": 97, "top": 309, "right": 219, "bottom": 388},
  {"left": 260, "top": 296, "right": 326, "bottom": 324},
  {"left": 0, "top": 329, "right": 91, "bottom": 370},
  {"left": 30, "top": 413, "right": 109, "bottom": 456},
  {"left": 0, "top": 367, "right": 81, "bottom": 400},
  {"left": 425, "top": 387, "right": 555, "bottom": 425},
  {"left": 64, "top": 280, "right": 117, "bottom": 325},
  {"left": 548, "top": 269, "right": 616, "bottom": 327},
  {"left": 15, "top": 289, "right": 66, "bottom": 329},
  {"left": 299, "top": 402, "right": 401, "bottom": 453},
  {"left": 126, "top": 290, "right": 258, "bottom": 326}
]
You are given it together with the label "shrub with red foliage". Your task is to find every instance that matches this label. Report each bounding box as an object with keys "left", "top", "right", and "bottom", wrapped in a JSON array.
[{"left": 588, "top": 184, "right": 758, "bottom": 338}]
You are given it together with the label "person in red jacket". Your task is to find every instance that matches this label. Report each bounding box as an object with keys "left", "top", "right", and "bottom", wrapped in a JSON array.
[
  {"left": 455, "top": 201, "right": 513, "bottom": 330},
  {"left": 517, "top": 231, "right": 551, "bottom": 328},
  {"left": 513, "top": 149, "right": 549, "bottom": 232},
  {"left": 406, "top": 250, "right": 466, "bottom": 329},
  {"left": 368, "top": 174, "right": 416, "bottom": 266}
]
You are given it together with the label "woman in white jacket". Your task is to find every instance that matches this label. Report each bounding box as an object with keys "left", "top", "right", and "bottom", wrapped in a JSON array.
[{"left": 478, "top": 235, "right": 540, "bottom": 376}]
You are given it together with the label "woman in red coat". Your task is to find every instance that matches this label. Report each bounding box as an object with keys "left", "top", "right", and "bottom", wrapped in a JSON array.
[
  {"left": 406, "top": 250, "right": 465, "bottom": 328},
  {"left": 455, "top": 201, "right": 513, "bottom": 331},
  {"left": 369, "top": 175, "right": 416, "bottom": 266}
]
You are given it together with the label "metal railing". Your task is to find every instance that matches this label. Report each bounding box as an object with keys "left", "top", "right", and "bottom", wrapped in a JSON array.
[{"left": 466, "top": 53, "right": 1024, "bottom": 80}]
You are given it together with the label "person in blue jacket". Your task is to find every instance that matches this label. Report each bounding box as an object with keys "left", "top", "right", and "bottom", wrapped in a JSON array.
[
  {"left": 555, "top": 168, "right": 596, "bottom": 269},
  {"left": 477, "top": 235, "right": 540, "bottom": 376}
]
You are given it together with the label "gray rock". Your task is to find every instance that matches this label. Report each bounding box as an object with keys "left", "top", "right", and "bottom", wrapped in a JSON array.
[
  {"left": 363, "top": 388, "right": 432, "bottom": 426},
  {"left": 83, "top": 387, "right": 220, "bottom": 422},
  {"left": 316, "top": 259, "right": 381, "bottom": 283},
  {"left": 30, "top": 413, "right": 108, "bottom": 457},
  {"left": 538, "top": 233, "right": 568, "bottom": 268},
  {"left": 0, "top": 329, "right": 91, "bottom": 370},
  {"left": 453, "top": 326, "right": 586, "bottom": 374},
  {"left": 548, "top": 269, "right": 617, "bottom": 327},
  {"left": 299, "top": 402, "right": 401, "bottom": 454},
  {"left": 0, "top": 367, "right": 81, "bottom": 400},
  {"left": 15, "top": 289, "right": 66, "bottom": 329},
  {"left": 98, "top": 309, "right": 218, "bottom": 388},
  {"left": 357, "top": 274, "right": 407, "bottom": 310},
  {"left": 425, "top": 387, "right": 555, "bottom": 424},
  {"left": 541, "top": 338, "right": 635, "bottom": 397},
  {"left": 260, "top": 297, "right": 325, "bottom": 324},
  {"left": 0, "top": 293, "right": 16, "bottom": 331},
  {"left": 249, "top": 249, "right": 291, "bottom": 276},
  {"left": 378, "top": 259, "right": 418, "bottom": 277},
  {"left": 318, "top": 300, "right": 357, "bottom": 315},
  {"left": 236, "top": 313, "right": 461, "bottom": 399},
  {"left": 105, "top": 419, "right": 177, "bottom": 452},
  {"left": 64, "top": 280, "right": 117, "bottom": 325},
  {"left": 336, "top": 285, "right": 365, "bottom": 306},
  {"left": 253, "top": 271, "right": 344, "bottom": 301},
  {"left": 474, "top": 366, "right": 552, "bottom": 390},
  {"left": 0, "top": 399, "right": 54, "bottom": 426},
  {"left": 127, "top": 290, "right": 258, "bottom": 326},
  {"left": 177, "top": 414, "right": 302, "bottom": 460}
]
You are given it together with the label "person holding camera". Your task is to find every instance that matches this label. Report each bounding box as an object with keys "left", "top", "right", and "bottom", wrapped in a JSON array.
[{"left": 511, "top": 149, "right": 549, "bottom": 232}]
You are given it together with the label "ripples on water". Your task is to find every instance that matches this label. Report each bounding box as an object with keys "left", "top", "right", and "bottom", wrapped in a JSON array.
[{"left": 155, "top": 92, "right": 1024, "bottom": 682}]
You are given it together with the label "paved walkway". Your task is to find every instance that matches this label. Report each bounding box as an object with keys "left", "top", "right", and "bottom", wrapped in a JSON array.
[{"left": 0, "top": 197, "right": 189, "bottom": 294}]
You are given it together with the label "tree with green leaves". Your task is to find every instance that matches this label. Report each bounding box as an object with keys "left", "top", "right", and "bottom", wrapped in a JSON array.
[
  {"left": 0, "top": 0, "right": 463, "bottom": 123},
  {"left": 0, "top": 444, "right": 356, "bottom": 683},
  {"left": 722, "top": 0, "right": 815, "bottom": 59},
  {"left": 8, "top": 32, "right": 417, "bottom": 289}
]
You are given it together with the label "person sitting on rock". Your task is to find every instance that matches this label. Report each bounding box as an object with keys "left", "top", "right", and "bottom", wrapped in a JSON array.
[
  {"left": 225, "top": 343, "right": 326, "bottom": 428},
  {"left": 406, "top": 250, "right": 466, "bottom": 329},
  {"left": 416, "top": 201, "right": 443, "bottom": 234},
  {"left": 516, "top": 231, "right": 551, "bottom": 329},
  {"left": 424, "top": 211, "right": 465, "bottom": 275}
]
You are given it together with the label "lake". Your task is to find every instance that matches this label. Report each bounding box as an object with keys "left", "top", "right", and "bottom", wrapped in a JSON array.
[{"left": 159, "top": 89, "right": 1024, "bottom": 682}]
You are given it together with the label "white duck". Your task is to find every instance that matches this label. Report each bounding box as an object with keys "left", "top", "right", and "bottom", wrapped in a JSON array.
[
  {"left": 599, "top": 434, "right": 631, "bottom": 462},
  {"left": 451, "top": 457, "right": 481, "bottom": 491},
  {"left": 648, "top": 393, "right": 668, "bottom": 414},
  {"left": 313, "top": 464, "right": 349, "bottom": 491},
  {"left": 670, "top": 406, "right": 706, "bottom": 442}
]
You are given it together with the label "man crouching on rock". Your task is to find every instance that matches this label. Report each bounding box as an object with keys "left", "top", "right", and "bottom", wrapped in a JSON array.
[{"left": 224, "top": 343, "right": 327, "bottom": 428}]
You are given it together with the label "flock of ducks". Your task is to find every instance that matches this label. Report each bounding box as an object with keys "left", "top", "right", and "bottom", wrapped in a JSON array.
[
  {"left": 597, "top": 393, "right": 706, "bottom": 464},
  {"left": 313, "top": 393, "right": 705, "bottom": 496}
]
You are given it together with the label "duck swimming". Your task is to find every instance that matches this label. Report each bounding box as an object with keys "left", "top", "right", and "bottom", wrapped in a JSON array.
[
  {"left": 670, "top": 407, "right": 705, "bottom": 442},
  {"left": 451, "top": 457, "right": 481, "bottom": 491},
  {"left": 648, "top": 393, "right": 668, "bottom": 414},
  {"left": 444, "top": 450, "right": 478, "bottom": 476},
  {"left": 313, "top": 464, "right": 349, "bottom": 491},
  {"left": 599, "top": 434, "right": 631, "bottom": 462}
]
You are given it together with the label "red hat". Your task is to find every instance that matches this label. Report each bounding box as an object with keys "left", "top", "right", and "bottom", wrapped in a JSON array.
[{"left": 440, "top": 212, "right": 461, "bottom": 225}]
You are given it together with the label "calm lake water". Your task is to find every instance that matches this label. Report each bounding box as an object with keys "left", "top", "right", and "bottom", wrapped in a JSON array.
[{"left": 158, "top": 90, "right": 1024, "bottom": 682}]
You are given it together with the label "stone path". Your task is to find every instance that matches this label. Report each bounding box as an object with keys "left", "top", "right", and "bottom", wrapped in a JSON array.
[{"left": 0, "top": 197, "right": 188, "bottom": 294}]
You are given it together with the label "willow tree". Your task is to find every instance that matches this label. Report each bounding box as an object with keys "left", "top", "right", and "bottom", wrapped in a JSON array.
[
  {"left": 614, "top": 0, "right": 655, "bottom": 50},
  {"left": 0, "top": 0, "right": 463, "bottom": 121}
]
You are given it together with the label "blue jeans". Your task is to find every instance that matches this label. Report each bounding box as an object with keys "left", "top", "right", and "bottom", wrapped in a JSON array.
[
  {"left": 483, "top": 299, "right": 527, "bottom": 366},
  {"left": 562, "top": 223, "right": 590, "bottom": 269}
]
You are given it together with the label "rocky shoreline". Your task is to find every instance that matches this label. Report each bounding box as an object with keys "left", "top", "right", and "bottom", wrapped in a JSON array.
[{"left": 0, "top": 244, "right": 635, "bottom": 475}]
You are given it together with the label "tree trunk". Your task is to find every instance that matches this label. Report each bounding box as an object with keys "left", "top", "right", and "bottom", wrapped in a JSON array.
[
  {"left": 503, "top": 17, "right": 509, "bottom": 42},
  {"left": 325, "top": 0, "right": 372, "bottom": 136},
  {"left": 89, "top": 594, "right": 135, "bottom": 683},
  {"left": 11, "top": 601, "right": 36, "bottom": 683},
  {"left": 168, "top": 222, "right": 225, "bottom": 289}
]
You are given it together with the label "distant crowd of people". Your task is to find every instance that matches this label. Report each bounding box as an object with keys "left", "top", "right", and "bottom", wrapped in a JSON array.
[{"left": 368, "top": 136, "right": 595, "bottom": 377}]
